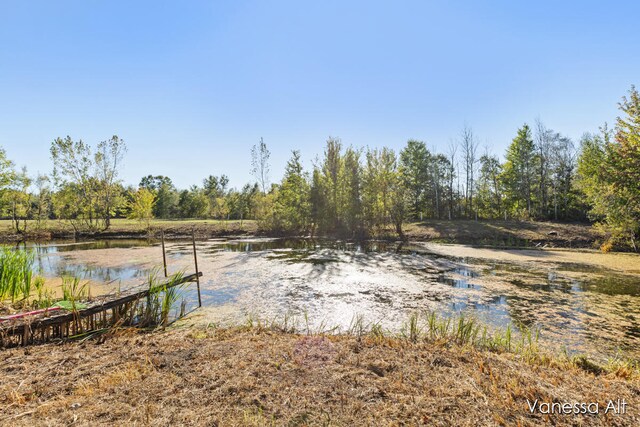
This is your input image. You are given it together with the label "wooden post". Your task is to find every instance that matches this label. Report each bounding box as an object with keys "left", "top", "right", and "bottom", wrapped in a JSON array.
[
  {"left": 161, "top": 230, "right": 168, "bottom": 278},
  {"left": 192, "top": 230, "right": 202, "bottom": 307}
]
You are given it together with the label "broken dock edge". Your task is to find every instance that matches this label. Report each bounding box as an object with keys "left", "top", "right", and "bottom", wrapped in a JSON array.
[{"left": 0, "top": 271, "right": 203, "bottom": 348}]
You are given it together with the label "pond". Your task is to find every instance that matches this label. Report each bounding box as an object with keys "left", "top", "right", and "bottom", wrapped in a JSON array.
[{"left": 12, "top": 238, "right": 640, "bottom": 361}]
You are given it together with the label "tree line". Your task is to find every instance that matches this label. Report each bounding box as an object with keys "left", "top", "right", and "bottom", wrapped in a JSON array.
[{"left": 0, "top": 86, "right": 637, "bottom": 249}]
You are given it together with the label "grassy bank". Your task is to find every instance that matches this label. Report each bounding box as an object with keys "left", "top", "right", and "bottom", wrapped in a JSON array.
[
  {"left": 0, "top": 323, "right": 637, "bottom": 426},
  {"left": 0, "top": 218, "right": 258, "bottom": 242},
  {"left": 0, "top": 218, "right": 602, "bottom": 249}
]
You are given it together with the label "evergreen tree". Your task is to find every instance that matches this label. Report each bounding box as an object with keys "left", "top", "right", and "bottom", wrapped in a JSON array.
[
  {"left": 309, "top": 168, "right": 326, "bottom": 237},
  {"left": 274, "top": 151, "right": 311, "bottom": 233},
  {"left": 322, "top": 137, "right": 344, "bottom": 233},
  {"left": 501, "top": 125, "right": 537, "bottom": 218}
]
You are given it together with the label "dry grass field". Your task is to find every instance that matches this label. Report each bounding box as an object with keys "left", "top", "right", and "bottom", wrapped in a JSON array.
[{"left": 0, "top": 326, "right": 637, "bottom": 426}]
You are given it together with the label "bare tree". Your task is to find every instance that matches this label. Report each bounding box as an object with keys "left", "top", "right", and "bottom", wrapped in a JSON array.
[
  {"left": 447, "top": 140, "right": 457, "bottom": 220},
  {"left": 460, "top": 125, "right": 479, "bottom": 218},
  {"left": 251, "top": 137, "right": 271, "bottom": 194}
]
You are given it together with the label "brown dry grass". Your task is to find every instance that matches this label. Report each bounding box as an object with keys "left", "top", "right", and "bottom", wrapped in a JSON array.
[
  {"left": 0, "top": 327, "right": 638, "bottom": 426},
  {"left": 404, "top": 220, "right": 602, "bottom": 249}
]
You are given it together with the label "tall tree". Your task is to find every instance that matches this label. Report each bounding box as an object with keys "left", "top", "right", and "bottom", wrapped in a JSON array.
[
  {"left": 237, "top": 183, "right": 259, "bottom": 224},
  {"left": 399, "top": 140, "right": 431, "bottom": 220},
  {"left": 610, "top": 86, "right": 640, "bottom": 248},
  {"left": 178, "top": 186, "right": 210, "bottom": 219},
  {"left": 476, "top": 153, "right": 503, "bottom": 219},
  {"left": 446, "top": 141, "right": 458, "bottom": 220},
  {"left": 362, "top": 147, "right": 403, "bottom": 234},
  {"left": 203, "top": 174, "right": 229, "bottom": 219},
  {"left": 140, "top": 175, "right": 178, "bottom": 218},
  {"left": 549, "top": 134, "right": 576, "bottom": 220},
  {"left": 6, "top": 167, "right": 32, "bottom": 233},
  {"left": 251, "top": 137, "right": 271, "bottom": 194},
  {"left": 534, "top": 119, "right": 554, "bottom": 218},
  {"left": 274, "top": 150, "right": 311, "bottom": 233},
  {"left": 50, "top": 137, "right": 99, "bottom": 229},
  {"left": 309, "top": 168, "right": 326, "bottom": 237},
  {"left": 318, "top": 137, "right": 344, "bottom": 233},
  {"left": 95, "top": 136, "right": 127, "bottom": 229},
  {"left": 50, "top": 136, "right": 127, "bottom": 230},
  {"left": 34, "top": 173, "right": 51, "bottom": 228},
  {"left": 579, "top": 86, "right": 640, "bottom": 250},
  {"left": 461, "top": 125, "right": 479, "bottom": 218},
  {"left": 52, "top": 183, "right": 85, "bottom": 233},
  {"left": 501, "top": 125, "right": 537, "bottom": 218},
  {"left": 128, "top": 188, "right": 155, "bottom": 231},
  {"left": 342, "top": 147, "right": 363, "bottom": 236}
]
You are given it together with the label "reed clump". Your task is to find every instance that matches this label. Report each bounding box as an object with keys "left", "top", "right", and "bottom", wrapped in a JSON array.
[
  {"left": 0, "top": 248, "right": 56, "bottom": 313},
  {"left": 137, "top": 268, "right": 187, "bottom": 327},
  {"left": 408, "top": 311, "right": 541, "bottom": 360},
  {"left": 0, "top": 247, "right": 35, "bottom": 303}
]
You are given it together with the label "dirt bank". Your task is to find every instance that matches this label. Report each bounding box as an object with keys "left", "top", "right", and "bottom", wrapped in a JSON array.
[
  {"left": 404, "top": 220, "right": 603, "bottom": 249},
  {"left": 0, "top": 219, "right": 603, "bottom": 250},
  {"left": 0, "top": 327, "right": 637, "bottom": 426}
]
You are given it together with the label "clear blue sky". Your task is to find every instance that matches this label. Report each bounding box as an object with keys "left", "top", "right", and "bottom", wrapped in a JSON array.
[{"left": 1, "top": 1, "right": 638, "bottom": 190}]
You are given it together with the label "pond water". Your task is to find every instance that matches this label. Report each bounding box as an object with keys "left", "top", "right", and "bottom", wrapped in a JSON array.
[{"left": 12, "top": 238, "right": 640, "bottom": 361}]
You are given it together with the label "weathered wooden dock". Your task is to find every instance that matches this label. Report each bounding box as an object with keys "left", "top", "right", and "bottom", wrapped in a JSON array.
[
  {"left": 1, "top": 231, "right": 204, "bottom": 348},
  {"left": 0, "top": 272, "right": 202, "bottom": 348}
]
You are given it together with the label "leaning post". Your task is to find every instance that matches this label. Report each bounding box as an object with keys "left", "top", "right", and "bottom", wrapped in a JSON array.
[
  {"left": 192, "top": 229, "right": 202, "bottom": 307},
  {"left": 161, "top": 230, "right": 168, "bottom": 278}
]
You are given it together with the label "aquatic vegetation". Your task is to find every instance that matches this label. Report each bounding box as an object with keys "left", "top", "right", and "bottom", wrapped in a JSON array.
[
  {"left": 604, "top": 356, "right": 639, "bottom": 379},
  {"left": 61, "top": 275, "right": 89, "bottom": 301},
  {"left": 58, "top": 275, "right": 91, "bottom": 312},
  {"left": 33, "top": 276, "right": 54, "bottom": 309},
  {"left": 139, "top": 268, "right": 187, "bottom": 327},
  {"left": 414, "top": 311, "right": 527, "bottom": 355},
  {"left": 347, "top": 313, "right": 366, "bottom": 337},
  {"left": 402, "top": 312, "right": 421, "bottom": 343},
  {"left": 0, "top": 248, "right": 85, "bottom": 310},
  {"left": 0, "top": 247, "right": 35, "bottom": 302}
]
